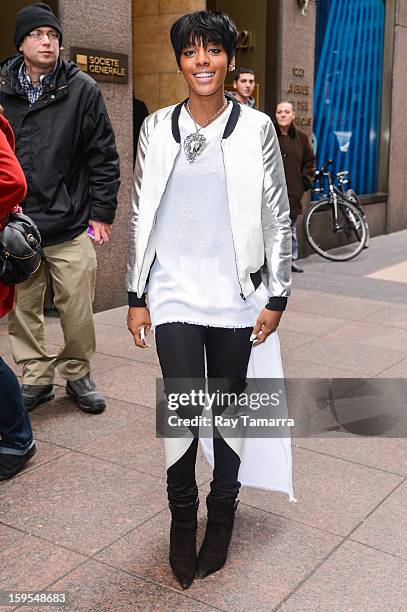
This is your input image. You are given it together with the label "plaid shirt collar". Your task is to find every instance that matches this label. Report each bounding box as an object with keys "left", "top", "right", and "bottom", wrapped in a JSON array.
[{"left": 18, "top": 61, "right": 58, "bottom": 104}]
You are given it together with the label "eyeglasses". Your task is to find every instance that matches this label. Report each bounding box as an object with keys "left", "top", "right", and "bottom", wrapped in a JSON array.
[{"left": 27, "top": 30, "right": 60, "bottom": 41}]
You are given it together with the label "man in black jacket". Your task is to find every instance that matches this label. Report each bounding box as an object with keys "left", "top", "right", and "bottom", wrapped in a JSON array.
[{"left": 0, "top": 3, "right": 120, "bottom": 414}]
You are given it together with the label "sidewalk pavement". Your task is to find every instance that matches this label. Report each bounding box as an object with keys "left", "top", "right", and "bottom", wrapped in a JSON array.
[{"left": 1, "top": 230, "right": 406, "bottom": 611}]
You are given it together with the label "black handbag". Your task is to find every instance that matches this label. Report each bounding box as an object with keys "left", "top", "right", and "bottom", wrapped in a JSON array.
[{"left": 0, "top": 211, "right": 42, "bottom": 286}]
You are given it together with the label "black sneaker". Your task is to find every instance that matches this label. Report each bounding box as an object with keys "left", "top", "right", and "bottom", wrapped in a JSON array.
[
  {"left": 66, "top": 373, "right": 106, "bottom": 414},
  {"left": 21, "top": 384, "right": 54, "bottom": 412},
  {"left": 0, "top": 444, "right": 37, "bottom": 481}
]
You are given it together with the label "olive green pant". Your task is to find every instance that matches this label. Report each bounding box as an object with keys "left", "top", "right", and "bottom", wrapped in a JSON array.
[{"left": 9, "top": 231, "right": 97, "bottom": 385}]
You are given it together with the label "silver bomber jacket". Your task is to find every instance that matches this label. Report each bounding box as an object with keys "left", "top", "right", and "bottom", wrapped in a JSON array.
[{"left": 126, "top": 96, "right": 292, "bottom": 306}]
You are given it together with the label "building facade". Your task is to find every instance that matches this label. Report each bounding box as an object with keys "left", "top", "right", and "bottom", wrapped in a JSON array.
[{"left": 0, "top": 0, "right": 405, "bottom": 310}]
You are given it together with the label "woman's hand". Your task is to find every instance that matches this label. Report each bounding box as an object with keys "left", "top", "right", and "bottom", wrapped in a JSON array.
[
  {"left": 251, "top": 308, "right": 283, "bottom": 346},
  {"left": 127, "top": 306, "right": 152, "bottom": 348}
]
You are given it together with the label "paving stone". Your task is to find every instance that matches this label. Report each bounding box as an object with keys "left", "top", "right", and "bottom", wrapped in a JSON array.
[
  {"left": 0, "top": 452, "right": 166, "bottom": 556},
  {"left": 96, "top": 501, "right": 341, "bottom": 608},
  {"left": 277, "top": 329, "right": 318, "bottom": 353},
  {"left": 21, "top": 559, "right": 214, "bottom": 612},
  {"left": 28, "top": 388, "right": 142, "bottom": 450},
  {"left": 225, "top": 447, "right": 403, "bottom": 536},
  {"left": 94, "top": 306, "right": 128, "bottom": 327},
  {"left": 377, "top": 357, "right": 407, "bottom": 377},
  {"left": 324, "top": 319, "right": 407, "bottom": 354},
  {"left": 287, "top": 337, "right": 405, "bottom": 377},
  {"left": 294, "top": 268, "right": 407, "bottom": 306},
  {"left": 78, "top": 407, "right": 212, "bottom": 484},
  {"left": 287, "top": 288, "right": 384, "bottom": 320},
  {"left": 362, "top": 303, "right": 407, "bottom": 329},
  {"left": 278, "top": 309, "right": 344, "bottom": 337},
  {"left": 367, "top": 260, "right": 407, "bottom": 283},
  {"left": 92, "top": 361, "right": 161, "bottom": 407},
  {"left": 14, "top": 439, "right": 70, "bottom": 476},
  {"left": 281, "top": 356, "right": 362, "bottom": 378},
  {"left": 278, "top": 540, "right": 407, "bottom": 612},
  {"left": 0, "top": 524, "right": 84, "bottom": 591},
  {"left": 296, "top": 433, "right": 407, "bottom": 477},
  {"left": 351, "top": 480, "right": 407, "bottom": 560},
  {"left": 93, "top": 323, "right": 160, "bottom": 366}
]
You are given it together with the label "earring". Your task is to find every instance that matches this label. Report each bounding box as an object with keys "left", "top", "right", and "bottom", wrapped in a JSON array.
[
  {"left": 177, "top": 69, "right": 181, "bottom": 74},
  {"left": 229, "top": 64, "right": 235, "bottom": 72}
]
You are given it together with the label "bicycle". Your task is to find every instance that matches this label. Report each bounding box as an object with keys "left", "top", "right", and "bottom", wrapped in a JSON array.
[{"left": 303, "top": 160, "right": 369, "bottom": 261}]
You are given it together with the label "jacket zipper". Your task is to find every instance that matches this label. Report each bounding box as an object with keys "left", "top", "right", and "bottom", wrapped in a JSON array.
[
  {"left": 2, "top": 251, "right": 37, "bottom": 260},
  {"left": 221, "top": 141, "right": 246, "bottom": 301},
  {"left": 137, "top": 146, "right": 181, "bottom": 297},
  {"left": 137, "top": 211, "right": 157, "bottom": 297}
]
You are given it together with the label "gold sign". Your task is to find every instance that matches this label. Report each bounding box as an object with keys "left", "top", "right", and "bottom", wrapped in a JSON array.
[
  {"left": 286, "top": 83, "right": 310, "bottom": 95},
  {"left": 287, "top": 65, "right": 312, "bottom": 130},
  {"left": 236, "top": 30, "right": 254, "bottom": 50},
  {"left": 71, "top": 47, "right": 128, "bottom": 83}
]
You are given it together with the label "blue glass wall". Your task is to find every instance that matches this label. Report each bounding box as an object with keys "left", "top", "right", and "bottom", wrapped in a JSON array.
[{"left": 313, "top": 0, "right": 385, "bottom": 195}]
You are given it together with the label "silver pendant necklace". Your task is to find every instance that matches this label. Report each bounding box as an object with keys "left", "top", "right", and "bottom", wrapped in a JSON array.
[{"left": 183, "top": 99, "right": 228, "bottom": 163}]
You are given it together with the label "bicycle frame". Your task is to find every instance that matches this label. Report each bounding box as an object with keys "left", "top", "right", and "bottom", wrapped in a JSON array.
[{"left": 321, "top": 170, "right": 347, "bottom": 233}]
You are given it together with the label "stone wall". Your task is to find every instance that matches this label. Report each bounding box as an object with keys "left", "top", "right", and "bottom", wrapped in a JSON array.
[
  {"left": 275, "top": 0, "right": 316, "bottom": 257},
  {"left": 59, "top": 0, "right": 133, "bottom": 311},
  {"left": 387, "top": 0, "right": 407, "bottom": 232},
  {"left": 132, "top": 0, "right": 206, "bottom": 113},
  {"left": 276, "top": 0, "right": 316, "bottom": 140}
]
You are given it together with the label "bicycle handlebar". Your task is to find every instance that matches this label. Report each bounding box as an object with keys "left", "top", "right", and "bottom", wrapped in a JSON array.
[{"left": 320, "top": 159, "right": 333, "bottom": 174}]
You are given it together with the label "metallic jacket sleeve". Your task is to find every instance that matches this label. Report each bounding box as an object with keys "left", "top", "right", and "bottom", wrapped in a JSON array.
[
  {"left": 126, "top": 117, "right": 149, "bottom": 295},
  {"left": 261, "top": 119, "right": 292, "bottom": 298}
]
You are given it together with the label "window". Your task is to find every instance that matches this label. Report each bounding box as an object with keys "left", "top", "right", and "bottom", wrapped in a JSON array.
[{"left": 313, "top": 0, "right": 385, "bottom": 195}]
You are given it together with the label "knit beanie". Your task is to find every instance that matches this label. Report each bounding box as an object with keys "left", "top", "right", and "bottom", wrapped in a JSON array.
[{"left": 14, "top": 3, "right": 62, "bottom": 50}]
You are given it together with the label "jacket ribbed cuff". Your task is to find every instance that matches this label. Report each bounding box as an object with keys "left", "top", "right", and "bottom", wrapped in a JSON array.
[
  {"left": 265, "top": 296, "right": 288, "bottom": 312},
  {"left": 128, "top": 292, "right": 147, "bottom": 307}
]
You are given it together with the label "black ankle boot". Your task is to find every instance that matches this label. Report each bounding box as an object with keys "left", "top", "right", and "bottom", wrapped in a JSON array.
[
  {"left": 196, "top": 496, "right": 239, "bottom": 579},
  {"left": 169, "top": 500, "right": 199, "bottom": 589}
]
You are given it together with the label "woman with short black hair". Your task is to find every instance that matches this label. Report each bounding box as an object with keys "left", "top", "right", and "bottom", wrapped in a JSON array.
[{"left": 127, "top": 10, "right": 293, "bottom": 588}]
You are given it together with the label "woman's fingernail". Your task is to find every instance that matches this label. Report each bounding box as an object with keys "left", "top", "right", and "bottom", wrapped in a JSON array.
[{"left": 250, "top": 333, "right": 257, "bottom": 342}]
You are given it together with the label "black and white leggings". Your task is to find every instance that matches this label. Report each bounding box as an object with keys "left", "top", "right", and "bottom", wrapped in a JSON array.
[{"left": 155, "top": 322, "right": 253, "bottom": 505}]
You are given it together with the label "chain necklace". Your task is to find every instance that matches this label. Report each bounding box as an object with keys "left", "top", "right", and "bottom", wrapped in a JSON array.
[{"left": 183, "top": 98, "right": 228, "bottom": 163}]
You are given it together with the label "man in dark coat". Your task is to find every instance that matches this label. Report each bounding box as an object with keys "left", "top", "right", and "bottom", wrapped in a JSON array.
[
  {"left": 0, "top": 3, "right": 120, "bottom": 413},
  {"left": 275, "top": 101, "right": 315, "bottom": 272}
]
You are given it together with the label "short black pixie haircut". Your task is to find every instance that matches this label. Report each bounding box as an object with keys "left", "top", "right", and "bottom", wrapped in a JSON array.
[{"left": 170, "top": 11, "right": 239, "bottom": 68}]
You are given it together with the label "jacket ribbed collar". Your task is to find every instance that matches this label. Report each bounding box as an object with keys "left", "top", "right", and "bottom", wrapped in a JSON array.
[{"left": 171, "top": 93, "right": 241, "bottom": 143}]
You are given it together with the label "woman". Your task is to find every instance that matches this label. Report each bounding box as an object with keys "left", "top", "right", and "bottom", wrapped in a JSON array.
[
  {"left": 127, "top": 11, "right": 292, "bottom": 588},
  {"left": 0, "top": 107, "right": 36, "bottom": 480}
]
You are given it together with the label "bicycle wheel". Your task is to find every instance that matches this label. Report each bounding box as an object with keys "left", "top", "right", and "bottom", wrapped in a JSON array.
[
  {"left": 304, "top": 199, "right": 367, "bottom": 261},
  {"left": 345, "top": 189, "right": 370, "bottom": 248}
]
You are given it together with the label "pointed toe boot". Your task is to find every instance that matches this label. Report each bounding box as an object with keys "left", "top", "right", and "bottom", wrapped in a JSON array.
[
  {"left": 169, "top": 500, "right": 199, "bottom": 589},
  {"left": 197, "top": 496, "right": 239, "bottom": 579}
]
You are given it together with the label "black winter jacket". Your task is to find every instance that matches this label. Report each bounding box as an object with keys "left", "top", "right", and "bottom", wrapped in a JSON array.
[{"left": 0, "top": 55, "right": 120, "bottom": 246}]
